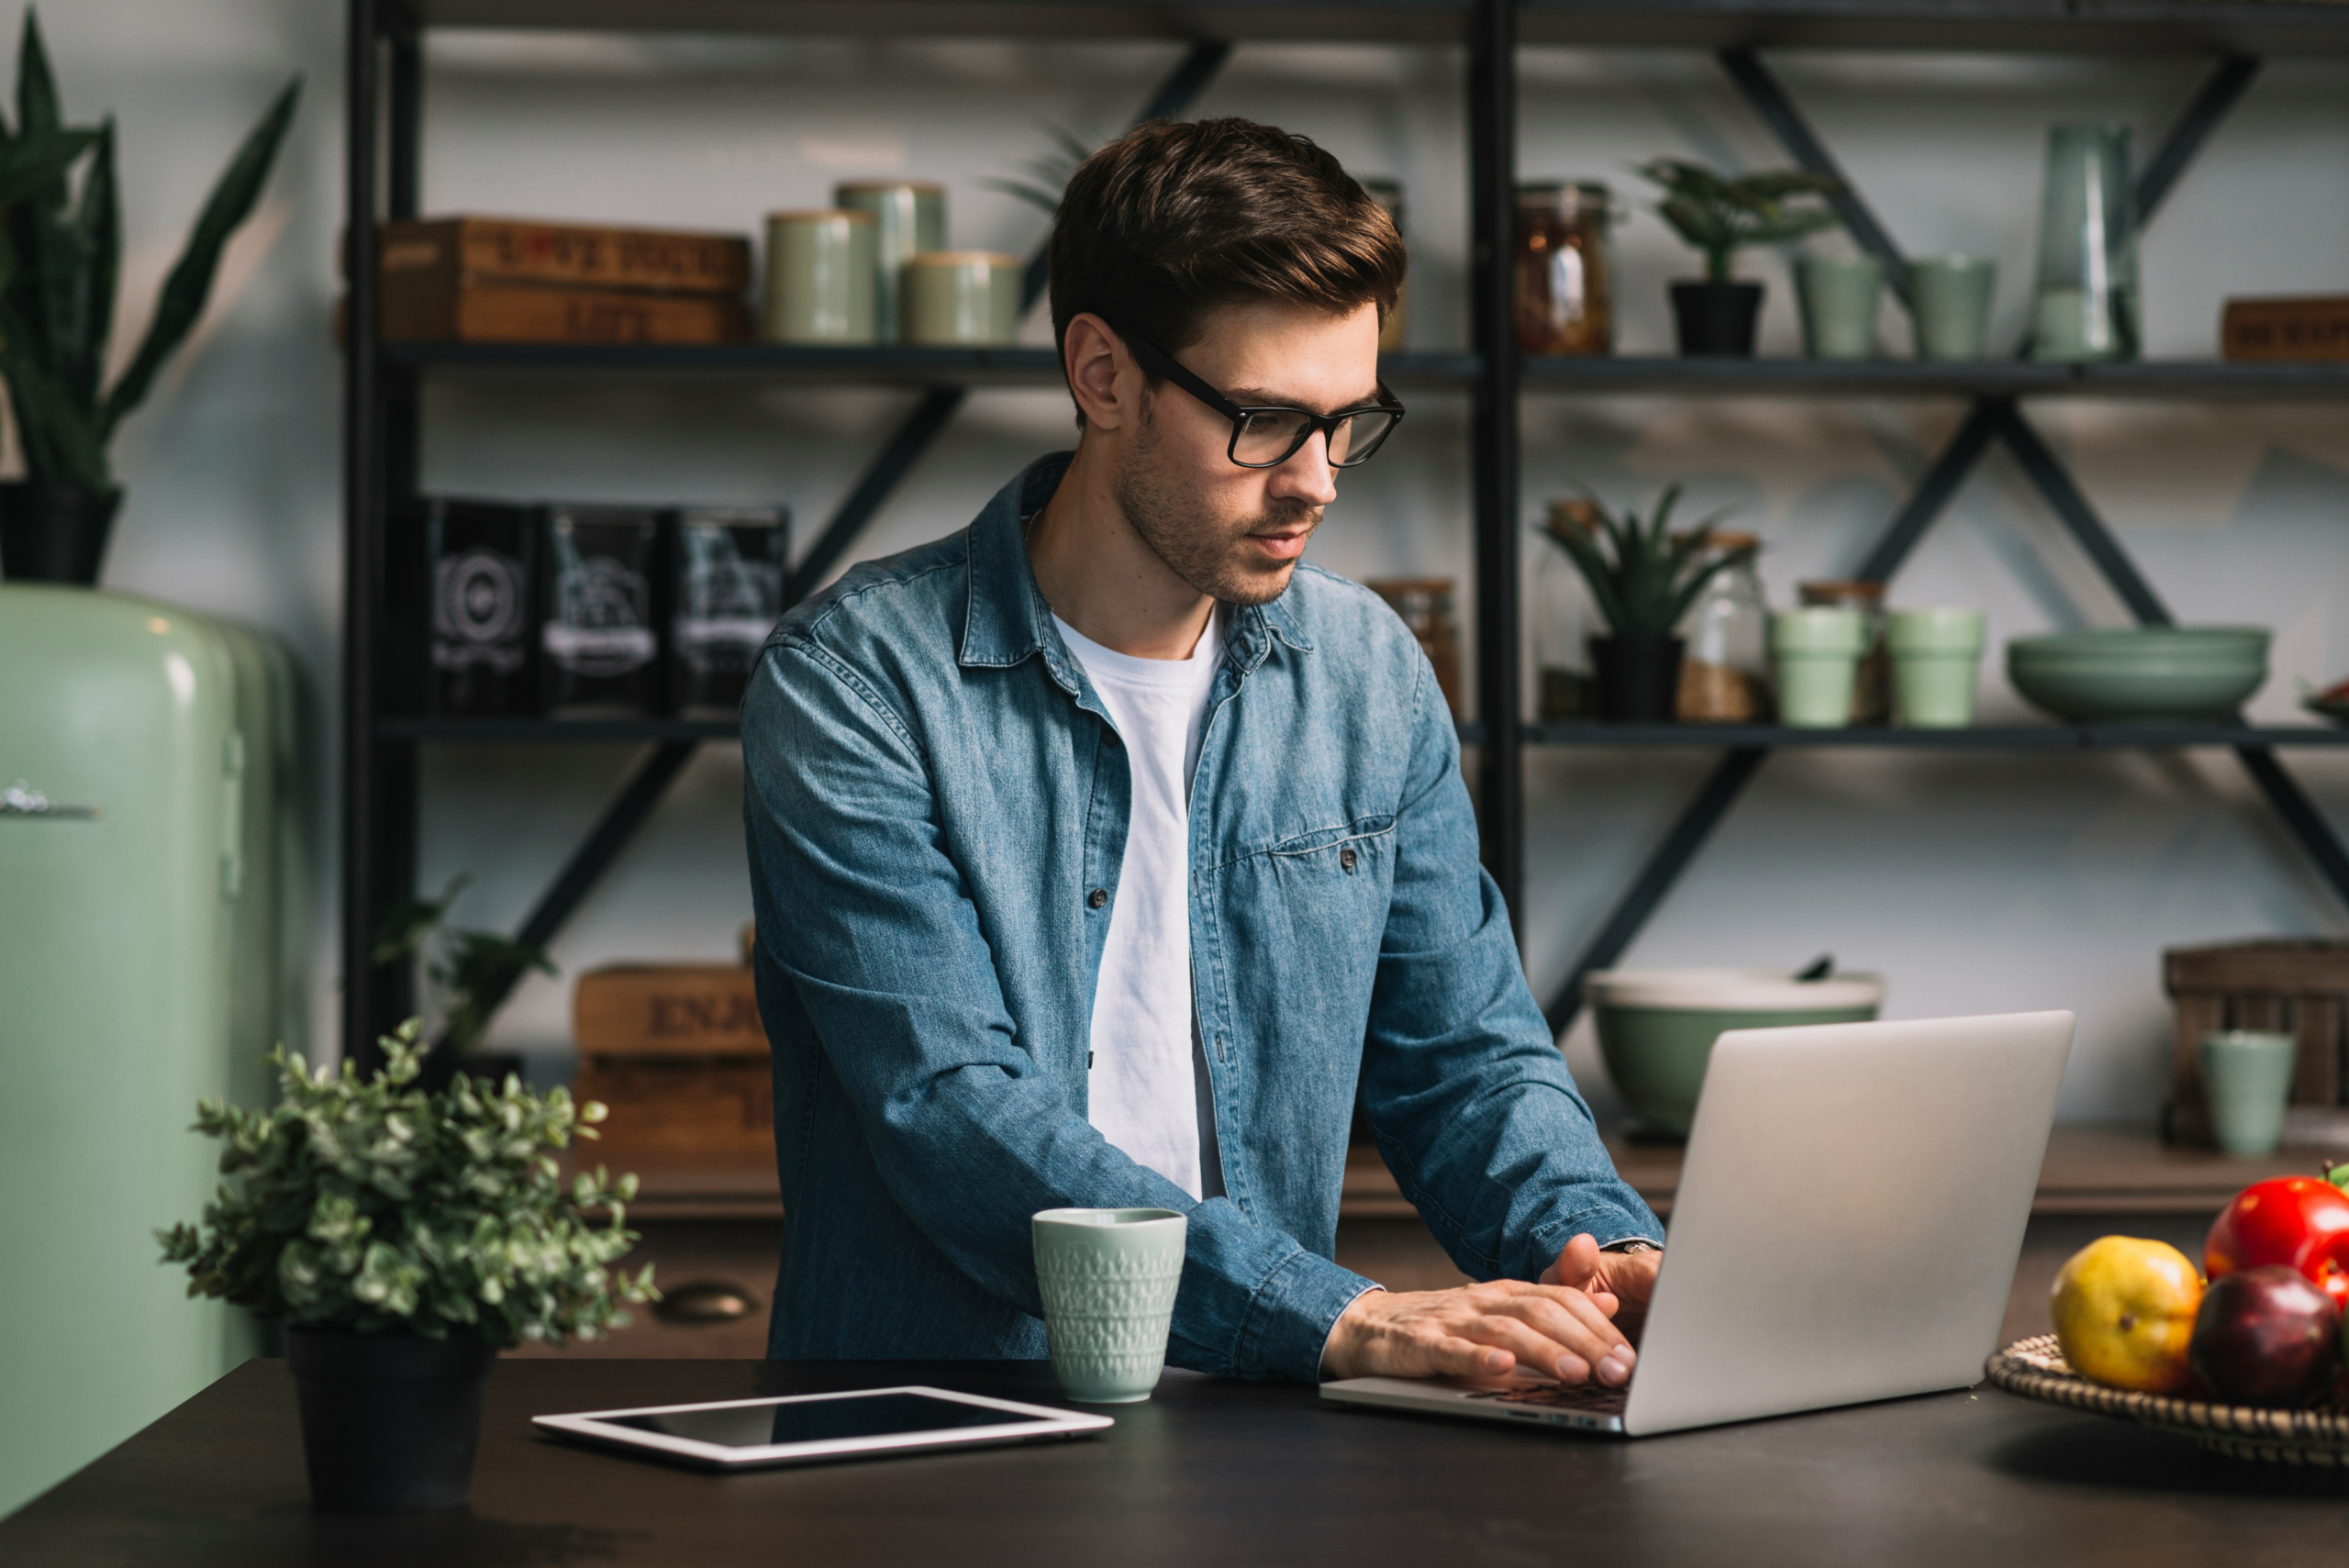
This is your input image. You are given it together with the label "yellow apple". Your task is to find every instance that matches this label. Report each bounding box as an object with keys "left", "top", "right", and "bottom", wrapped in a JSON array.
[{"left": 2050, "top": 1235, "right": 2203, "bottom": 1393}]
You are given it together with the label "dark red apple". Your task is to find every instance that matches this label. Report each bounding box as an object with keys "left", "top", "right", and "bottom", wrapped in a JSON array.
[{"left": 2187, "top": 1264, "right": 2342, "bottom": 1408}]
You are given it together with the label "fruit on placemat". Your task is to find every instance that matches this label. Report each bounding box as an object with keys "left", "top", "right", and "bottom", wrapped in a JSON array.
[
  {"left": 2051, "top": 1236, "right": 2204, "bottom": 1393},
  {"left": 2187, "top": 1265, "right": 2343, "bottom": 1408},
  {"left": 2205, "top": 1176, "right": 2349, "bottom": 1311}
]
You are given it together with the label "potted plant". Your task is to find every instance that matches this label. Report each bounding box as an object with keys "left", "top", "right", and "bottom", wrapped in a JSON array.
[
  {"left": 1538, "top": 485, "right": 1753, "bottom": 721},
  {"left": 0, "top": 11, "right": 297, "bottom": 584},
  {"left": 1635, "top": 159, "right": 1842, "bottom": 357},
  {"left": 372, "top": 873, "right": 557, "bottom": 1093},
  {"left": 159, "top": 1022, "right": 656, "bottom": 1512}
]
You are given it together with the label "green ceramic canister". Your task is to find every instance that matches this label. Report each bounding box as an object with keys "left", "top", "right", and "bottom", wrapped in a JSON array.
[
  {"left": 761, "top": 209, "right": 878, "bottom": 344},
  {"left": 902, "top": 250, "right": 1022, "bottom": 346},
  {"left": 1585, "top": 969, "right": 1886, "bottom": 1137},
  {"left": 833, "top": 181, "right": 945, "bottom": 343}
]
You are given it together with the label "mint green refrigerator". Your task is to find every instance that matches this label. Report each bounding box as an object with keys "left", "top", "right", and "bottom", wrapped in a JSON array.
[{"left": 0, "top": 585, "right": 306, "bottom": 1517}]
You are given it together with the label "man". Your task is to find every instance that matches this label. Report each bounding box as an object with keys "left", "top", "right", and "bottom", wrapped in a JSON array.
[{"left": 744, "top": 117, "right": 1662, "bottom": 1388}]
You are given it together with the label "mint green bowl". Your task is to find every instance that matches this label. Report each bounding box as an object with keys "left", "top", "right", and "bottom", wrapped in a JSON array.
[
  {"left": 1586, "top": 969, "right": 1885, "bottom": 1137},
  {"left": 2007, "top": 628, "right": 2269, "bottom": 723}
]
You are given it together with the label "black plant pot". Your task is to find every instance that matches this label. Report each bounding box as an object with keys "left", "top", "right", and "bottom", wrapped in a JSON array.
[
  {"left": 287, "top": 1329, "right": 496, "bottom": 1512},
  {"left": 1589, "top": 633, "right": 1686, "bottom": 722},
  {"left": 1669, "top": 281, "right": 1765, "bottom": 358},
  {"left": 0, "top": 480, "right": 124, "bottom": 584}
]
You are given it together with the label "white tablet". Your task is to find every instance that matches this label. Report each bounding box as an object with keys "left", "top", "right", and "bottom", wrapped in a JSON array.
[{"left": 531, "top": 1385, "right": 1114, "bottom": 1470}]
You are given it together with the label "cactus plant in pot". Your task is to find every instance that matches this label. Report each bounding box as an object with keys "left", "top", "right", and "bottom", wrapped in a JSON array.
[
  {"left": 0, "top": 11, "right": 297, "bottom": 584},
  {"left": 1538, "top": 485, "right": 1753, "bottom": 721},
  {"left": 159, "top": 1023, "right": 657, "bottom": 1512},
  {"left": 1636, "top": 159, "right": 1842, "bottom": 357}
]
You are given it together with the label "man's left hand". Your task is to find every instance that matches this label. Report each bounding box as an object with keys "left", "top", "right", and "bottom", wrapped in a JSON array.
[{"left": 1541, "top": 1235, "right": 1661, "bottom": 1342}]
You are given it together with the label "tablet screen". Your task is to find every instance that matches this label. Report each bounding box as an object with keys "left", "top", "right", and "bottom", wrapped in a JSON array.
[{"left": 609, "top": 1393, "right": 1036, "bottom": 1449}]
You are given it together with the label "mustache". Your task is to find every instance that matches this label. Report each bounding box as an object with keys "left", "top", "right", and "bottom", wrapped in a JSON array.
[{"left": 1241, "top": 502, "right": 1322, "bottom": 536}]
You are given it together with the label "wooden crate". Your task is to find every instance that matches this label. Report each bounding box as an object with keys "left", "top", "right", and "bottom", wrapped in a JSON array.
[
  {"left": 573, "top": 1056, "right": 774, "bottom": 1162},
  {"left": 572, "top": 963, "right": 773, "bottom": 1162},
  {"left": 2163, "top": 940, "right": 2349, "bottom": 1143}
]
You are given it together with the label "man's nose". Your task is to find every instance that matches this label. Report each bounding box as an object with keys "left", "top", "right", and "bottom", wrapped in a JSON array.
[{"left": 1270, "top": 429, "right": 1341, "bottom": 508}]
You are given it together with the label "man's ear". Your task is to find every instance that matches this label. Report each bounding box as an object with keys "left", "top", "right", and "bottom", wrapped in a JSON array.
[{"left": 1063, "top": 312, "right": 1137, "bottom": 433}]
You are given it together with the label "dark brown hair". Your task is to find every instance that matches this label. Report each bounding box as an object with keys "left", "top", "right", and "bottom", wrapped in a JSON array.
[{"left": 1048, "top": 117, "right": 1405, "bottom": 410}]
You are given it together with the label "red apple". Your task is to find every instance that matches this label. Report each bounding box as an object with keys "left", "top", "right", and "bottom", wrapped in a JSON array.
[{"left": 2187, "top": 1265, "right": 2342, "bottom": 1408}]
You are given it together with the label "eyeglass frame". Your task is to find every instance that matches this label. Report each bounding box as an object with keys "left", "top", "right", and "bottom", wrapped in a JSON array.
[{"left": 1115, "top": 328, "right": 1406, "bottom": 470}]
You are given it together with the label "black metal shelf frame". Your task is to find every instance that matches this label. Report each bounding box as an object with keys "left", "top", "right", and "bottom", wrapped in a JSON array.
[
  {"left": 343, "top": 0, "right": 2349, "bottom": 1067},
  {"left": 1540, "top": 42, "right": 2349, "bottom": 1032}
]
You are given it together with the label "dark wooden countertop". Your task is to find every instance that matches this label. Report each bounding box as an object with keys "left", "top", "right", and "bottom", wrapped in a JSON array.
[{"left": 10, "top": 1356, "right": 2349, "bottom": 1565}]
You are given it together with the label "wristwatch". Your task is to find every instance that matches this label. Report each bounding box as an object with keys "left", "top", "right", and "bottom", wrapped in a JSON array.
[{"left": 1602, "top": 1240, "right": 1661, "bottom": 1255}]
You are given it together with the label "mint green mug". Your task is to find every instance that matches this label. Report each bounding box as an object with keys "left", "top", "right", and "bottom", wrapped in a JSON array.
[
  {"left": 2201, "top": 1030, "right": 2298, "bottom": 1157},
  {"left": 1031, "top": 1207, "right": 1186, "bottom": 1403},
  {"left": 1770, "top": 607, "right": 1868, "bottom": 728},
  {"left": 902, "top": 250, "right": 1022, "bottom": 346},
  {"left": 1888, "top": 607, "right": 1986, "bottom": 728}
]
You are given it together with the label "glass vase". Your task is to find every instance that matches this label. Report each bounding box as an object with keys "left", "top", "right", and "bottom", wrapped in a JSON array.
[{"left": 2029, "top": 123, "right": 2138, "bottom": 363}]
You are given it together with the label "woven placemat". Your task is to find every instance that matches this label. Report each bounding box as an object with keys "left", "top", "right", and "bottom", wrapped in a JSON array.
[{"left": 1986, "top": 1333, "right": 2349, "bottom": 1466}]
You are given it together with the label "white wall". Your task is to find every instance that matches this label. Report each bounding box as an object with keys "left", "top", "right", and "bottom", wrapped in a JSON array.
[{"left": 56, "top": 6, "right": 2349, "bottom": 1123}]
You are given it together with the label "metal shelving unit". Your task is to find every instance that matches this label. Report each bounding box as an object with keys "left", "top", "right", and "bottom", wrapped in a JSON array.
[{"left": 344, "top": 0, "right": 2349, "bottom": 1067}]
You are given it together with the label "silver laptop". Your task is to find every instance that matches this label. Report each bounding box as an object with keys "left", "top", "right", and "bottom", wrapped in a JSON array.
[{"left": 1321, "top": 1011, "right": 2072, "bottom": 1437}]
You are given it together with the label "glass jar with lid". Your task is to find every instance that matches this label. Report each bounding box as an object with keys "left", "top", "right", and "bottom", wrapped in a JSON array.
[
  {"left": 1798, "top": 579, "right": 1889, "bottom": 725},
  {"left": 1516, "top": 183, "right": 1615, "bottom": 357},
  {"left": 1675, "top": 531, "right": 1770, "bottom": 723},
  {"left": 1533, "top": 499, "right": 1599, "bottom": 719}
]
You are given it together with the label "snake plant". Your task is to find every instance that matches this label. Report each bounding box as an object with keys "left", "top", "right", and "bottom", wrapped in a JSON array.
[{"left": 0, "top": 9, "right": 297, "bottom": 495}]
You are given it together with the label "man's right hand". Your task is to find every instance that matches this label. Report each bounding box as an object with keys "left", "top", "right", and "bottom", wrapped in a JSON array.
[{"left": 1319, "top": 1278, "right": 1637, "bottom": 1386}]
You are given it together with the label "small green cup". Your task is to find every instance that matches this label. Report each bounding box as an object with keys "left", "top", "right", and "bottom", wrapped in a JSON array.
[
  {"left": 1796, "top": 255, "right": 1883, "bottom": 360},
  {"left": 2201, "top": 1029, "right": 2298, "bottom": 1157},
  {"left": 1888, "top": 607, "right": 1986, "bottom": 728},
  {"left": 1032, "top": 1207, "right": 1186, "bottom": 1403},
  {"left": 1770, "top": 607, "right": 1867, "bottom": 728},
  {"left": 1909, "top": 256, "right": 1998, "bottom": 361}
]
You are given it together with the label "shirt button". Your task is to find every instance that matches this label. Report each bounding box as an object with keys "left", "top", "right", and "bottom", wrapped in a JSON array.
[
  {"left": 1102, "top": 729, "right": 1120, "bottom": 748},
  {"left": 1087, "top": 888, "right": 1108, "bottom": 909},
  {"left": 1340, "top": 847, "right": 1358, "bottom": 873}
]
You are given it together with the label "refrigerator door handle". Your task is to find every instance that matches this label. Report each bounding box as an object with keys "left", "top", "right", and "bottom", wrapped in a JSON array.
[{"left": 1, "top": 779, "right": 99, "bottom": 819}]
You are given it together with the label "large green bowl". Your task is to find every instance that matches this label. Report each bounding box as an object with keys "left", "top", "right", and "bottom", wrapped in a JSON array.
[
  {"left": 2006, "top": 639, "right": 2268, "bottom": 723},
  {"left": 1586, "top": 970, "right": 1885, "bottom": 1137}
]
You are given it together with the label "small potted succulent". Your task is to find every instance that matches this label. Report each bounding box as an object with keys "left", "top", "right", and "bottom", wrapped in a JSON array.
[
  {"left": 1636, "top": 159, "right": 1842, "bottom": 357},
  {"left": 0, "top": 10, "right": 298, "bottom": 584},
  {"left": 159, "top": 1022, "right": 656, "bottom": 1512},
  {"left": 1539, "top": 485, "right": 1753, "bottom": 721}
]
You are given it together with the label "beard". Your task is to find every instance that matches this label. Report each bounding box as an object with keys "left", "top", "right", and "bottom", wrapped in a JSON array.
[{"left": 1110, "top": 395, "right": 1320, "bottom": 607}]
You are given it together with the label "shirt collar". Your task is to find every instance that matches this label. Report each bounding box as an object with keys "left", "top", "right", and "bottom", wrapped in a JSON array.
[{"left": 957, "top": 451, "right": 1317, "bottom": 684}]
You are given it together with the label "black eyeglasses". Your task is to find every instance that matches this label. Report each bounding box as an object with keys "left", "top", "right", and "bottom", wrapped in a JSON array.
[{"left": 1119, "top": 331, "right": 1405, "bottom": 470}]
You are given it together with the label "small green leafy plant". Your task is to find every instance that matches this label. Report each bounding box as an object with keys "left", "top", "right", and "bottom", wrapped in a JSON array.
[
  {"left": 0, "top": 8, "right": 298, "bottom": 494},
  {"left": 1540, "top": 486, "right": 1753, "bottom": 638},
  {"left": 373, "top": 873, "right": 555, "bottom": 1060},
  {"left": 1636, "top": 159, "right": 1843, "bottom": 283},
  {"left": 159, "top": 1022, "right": 657, "bottom": 1346}
]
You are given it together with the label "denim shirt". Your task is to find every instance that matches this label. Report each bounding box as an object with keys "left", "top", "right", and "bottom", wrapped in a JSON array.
[{"left": 742, "top": 453, "right": 1660, "bottom": 1383}]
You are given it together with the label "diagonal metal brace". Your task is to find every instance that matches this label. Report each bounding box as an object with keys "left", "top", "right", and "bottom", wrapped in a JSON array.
[
  {"left": 1547, "top": 747, "right": 1771, "bottom": 1034},
  {"left": 2137, "top": 55, "right": 2262, "bottom": 228},
  {"left": 1717, "top": 47, "right": 1912, "bottom": 309},
  {"left": 1989, "top": 402, "right": 2173, "bottom": 625},
  {"left": 1854, "top": 398, "right": 2003, "bottom": 583}
]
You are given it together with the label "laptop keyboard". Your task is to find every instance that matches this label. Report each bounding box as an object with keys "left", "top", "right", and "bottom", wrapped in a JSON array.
[{"left": 1464, "top": 1381, "right": 1630, "bottom": 1415}]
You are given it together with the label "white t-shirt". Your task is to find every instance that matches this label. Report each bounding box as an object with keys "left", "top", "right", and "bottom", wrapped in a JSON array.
[{"left": 1053, "top": 608, "right": 1224, "bottom": 1200}]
